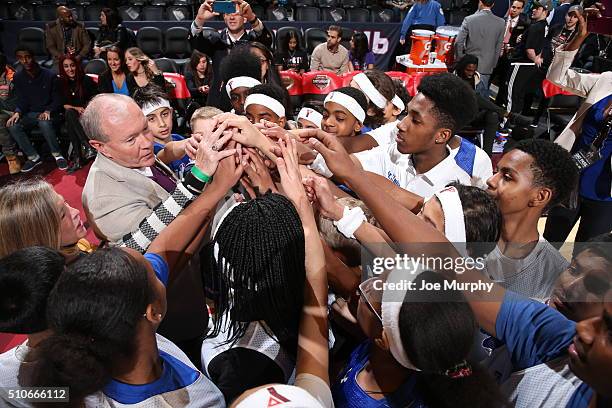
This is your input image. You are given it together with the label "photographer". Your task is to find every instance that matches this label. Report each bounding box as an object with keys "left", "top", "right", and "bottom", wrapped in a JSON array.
[
  {"left": 544, "top": 10, "right": 612, "bottom": 249},
  {"left": 189, "top": 0, "right": 273, "bottom": 111}
]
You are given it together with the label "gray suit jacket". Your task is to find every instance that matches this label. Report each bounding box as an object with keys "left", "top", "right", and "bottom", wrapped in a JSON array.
[
  {"left": 455, "top": 9, "right": 505, "bottom": 75},
  {"left": 82, "top": 152, "right": 175, "bottom": 244}
]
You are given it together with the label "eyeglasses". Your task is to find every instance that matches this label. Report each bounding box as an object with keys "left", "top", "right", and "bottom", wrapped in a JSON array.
[{"left": 357, "top": 278, "right": 383, "bottom": 323}]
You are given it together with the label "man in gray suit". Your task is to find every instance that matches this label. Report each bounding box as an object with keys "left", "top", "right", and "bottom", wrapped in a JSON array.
[{"left": 455, "top": 0, "right": 505, "bottom": 97}]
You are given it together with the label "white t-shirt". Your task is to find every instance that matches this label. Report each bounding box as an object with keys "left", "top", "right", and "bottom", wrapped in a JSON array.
[
  {"left": 365, "top": 121, "right": 399, "bottom": 147},
  {"left": 484, "top": 235, "right": 569, "bottom": 301},
  {"left": 353, "top": 143, "right": 474, "bottom": 199},
  {"left": 0, "top": 341, "right": 35, "bottom": 408},
  {"left": 85, "top": 334, "right": 225, "bottom": 407}
]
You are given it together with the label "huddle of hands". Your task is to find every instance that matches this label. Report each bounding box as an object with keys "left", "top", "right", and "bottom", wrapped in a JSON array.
[{"left": 179, "top": 113, "right": 358, "bottom": 221}]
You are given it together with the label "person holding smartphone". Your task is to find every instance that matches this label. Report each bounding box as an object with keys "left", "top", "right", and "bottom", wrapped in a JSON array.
[{"left": 189, "top": 0, "right": 273, "bottom": 112}]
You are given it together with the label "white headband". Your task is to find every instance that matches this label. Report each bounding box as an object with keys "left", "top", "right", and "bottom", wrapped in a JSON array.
[
  {"left": 434, "top": 186, "right": 468, "bottom": 257},
  {"left": 324, "top": 91, "right": 366, "bottom": 123},
  {"left": 297, "top": 107, "right": 323, "bottom": 128},
  {"left": 225, "top": 76, "right": 261, "bottom": 97},
  {"left": 392, "top": 95, "right": 405, "bottom": 112},
  {"left": 244, "top": 94, "right": 286, "bottom": 118},
  {"left": 141, "top": 98, "right": 171, "bottom": 116},
  {"left": 353, "top": 73, "right": 387, "bottom": 109},
  {"left": 381, "top": 267, "right": 422, "bottom": 371},
  {"left": 213, "top": 200, "right": 242, "bottom": 263}
]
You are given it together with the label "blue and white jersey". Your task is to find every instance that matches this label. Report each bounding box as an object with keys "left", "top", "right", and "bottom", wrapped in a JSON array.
[
  {"left": 0, "top": 341, "right": 35, "bottom": 408},
  {"left": 494, "top": 291, "right": 601, "bottom": 408},
  {"left": 85, "top": 334, "right": 225, "bottom": 407}
]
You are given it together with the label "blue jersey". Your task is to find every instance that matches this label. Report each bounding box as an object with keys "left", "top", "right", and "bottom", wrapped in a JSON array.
[{"left": 153, "top": 134, "right": 192, "bottom": 179}]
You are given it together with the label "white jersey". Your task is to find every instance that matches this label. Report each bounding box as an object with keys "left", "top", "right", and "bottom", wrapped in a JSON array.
[
  {"left": 85, "top": 334, "right": 225, "bottom": 407},
  {"left": 484, "top": 235, "right": 569, "bottom": 301},
  {"left": 0, "top": 341, "right": 35, "bottom": 408},
  {"left": 365, "top": 121, "right": 399, "bottom": 147}
]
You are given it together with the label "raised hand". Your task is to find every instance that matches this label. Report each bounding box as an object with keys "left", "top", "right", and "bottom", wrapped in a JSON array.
[
  {"left": 210, "top": 140, "right": 244, "bottom": 191},
  {"left": 196, "top": 0, "right": 218, "bottom": 25},
  {"left": 298, "top": 128, "right": 360, "bottom": 181},
  {"left": 302, "top": 176, "right": 344, "bottom": 221},
  {"left": 276, "top": 136, "right": 310, "bottom": 215},
  {"left": 194, "top": 122, "right": 237, "bottom": 176},
  {"left": 240, "top": 147, "right": 278, "bottom": 198}
]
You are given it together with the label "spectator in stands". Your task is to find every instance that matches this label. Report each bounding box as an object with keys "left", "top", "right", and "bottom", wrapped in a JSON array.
[
  {"left": 454, "top": 0, "right": 505, "bottom": 96},
  {"left": 184, "top": 49, "right": 212, "bottom": 108},
  {"left": 59, "top": 54, "right": 98, "bottom": 173},
  {"left": 189, "top": 0, "right": 273, "bottom": 111},
  {"left": 505, "top": 0, "right": 550, "bottom": 114},
  {"left": 244, "top": 84, "right": 288, "bottom": 127},
  {"left": 250, "top": 42, "right": 282, "bottom": 87},
  {"left": 310, "top": 25, "right": 350, "bottom": 75},
  {"left": 45, "top": 6, "right": 91, "bottom": 67},
  {"left": 125, "top": 47, "right": 166, "bottom": 95},
  {"left": 6, "top": 46, "right": 67, "bottom": 173},
  {"left": 98, "top": 45, "right": 129, "bottom": 95},
  {"left": 93, "top": 7, "right": 131, "bottom": 59},
  {"left": 547, "top": 0, "right": 572, "bottom": 27},
  {"left": 321, "top": 87, "right": 368, "bottom": 138},
  {"left": 348, "top": 32, "right": 375, "bottom": 72},
  {"left": 544, "top": 13, "right": 612, "bottom": 248},
  {"left": 133, "top": 86, "right": 191, "bottom": 178},
  {"left": 398, "top": 0, "right": 445, "bottom": 46},
  {"left": 0, "top": 53, "right": 20, "bottom": 174},
  {"left": 485, "top": 139, "right": 578, "bottom": 300},
  {"left": 220, "top": 50, "right": 262, "bottom": 115},
  {"left": 274, "top": 30, "right": 308, "bottom": 74},
  {"left": 493, "top": 0, "right": 529, "bottom": 107}
]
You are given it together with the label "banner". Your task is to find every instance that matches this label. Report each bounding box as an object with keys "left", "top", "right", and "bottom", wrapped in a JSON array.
[{"left": 1, "top": 20, "right": 401, "bottom": 69}]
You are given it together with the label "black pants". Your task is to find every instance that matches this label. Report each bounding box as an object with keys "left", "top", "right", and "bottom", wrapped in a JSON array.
[
  {"left": 471, "top": 95, "right": 506, "bottom": 155},
  {"left": 65, "top": 108, "right": 90, "bottom": 161},
  {"left": 492, "top": 55, "right": 511, "bottom": 107},
  {"left": 506, "top": 64, "right": 546, "bottom": 114},
  {"left": 544, "top": 197, "right": 612, "bottom": 255}
]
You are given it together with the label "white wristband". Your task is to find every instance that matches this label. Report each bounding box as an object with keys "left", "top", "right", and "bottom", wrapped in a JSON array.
[
  {"left": 334, "top": 206, "right": 366, "bottom": 239},
  {"left": 308, "top": 153, "right": 333, "bottom": 178}
]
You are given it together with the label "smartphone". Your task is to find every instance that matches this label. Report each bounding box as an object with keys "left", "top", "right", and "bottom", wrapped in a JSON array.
[
  {"left": 583, "top": 0, "right": 612, "bottom": 35},
  {"left": 213, "top": 1, "right": 237, "bottom": 14}
]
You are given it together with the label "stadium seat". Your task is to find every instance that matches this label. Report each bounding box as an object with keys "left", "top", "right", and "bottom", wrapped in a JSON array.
[
  {"left": 136, "top": 26, "right": 164, "bottom": 57},
  {"left": 267, "top": 6, "right": 291, "bottom": 21},
  {"left": 340, "top": 27, "right": 353, "bottom": 50},
  {"left": 275, "top": 27, "right": 303, "bottom": 53},
  {"left": 280, "top": 70, "right": 303, "bottom": 116},
  {"left": 295, "top": 6, "right": 320, "bottom": 22},
  {"left": 173, "top": 0, "right": 195, "bottom": 5},
  {"left": 85, "top": 5, "right": 103, "bottom": 21},
  {"left": 118, "top": 6, "right": 142, "bottom": 21},
  {"left": 142, "top": 6, "right": 165, "bottom": 21},
  {"left": 386, "top": 71, "right": 410, "bottom": 90},
  {"left": 302, "top": 70, "right": 343, "bottom": 103},
  {"left": 74, "top": 0, "right": 92, "bottom": 5},
  {"left": 295, "top": 0, "right": 316, "bottom": 7},
  {"left": 251, "top": 4, "right": 265, "bottom": 20},
  {"left": 10, "top": 4, "right": 34, "bottom": 20},
  {"left": 72, "top": 6, "right": 85, "bottom": 21},
  {"left": 150, "top": 0, "right": 169, "bottom": 6},
  {"left": 347, "top": 8, "right": 369, "bottom": 21},
  {"left": 17, "top": 28, "right": 49, "bottom": 65},
  {"left": 87, "top": 27, "right": 99, "bottom": 44},
  {"left": 165, "top": 27, "right": 191, "bottom": 64},
  {"left": 166, "top": 6, "right": 192, "bottom": 21},
  {"left": 0, "top": 4, "right": 8, "bottom": 20},
  {"left": 34, "top": 5, "right": 56, "bottom": 21},
  {"left": 318, "top": 0, "right": 337, "bottom": 8},
  {"left": 155, "top": 57, "right": 179, "bottom": 73},
  {"left": 304, "top": 27, "right": 327, "bottom": 54},
  {"left": 321, "top": 7, "right": 345, "bottom": 21},
  {"left": 371, "top": 8, "right": 395, "bottom": 22},
  {"left": 342, "top": 0, "right": 362, "bottom": 7},
  {"left": 84, "top": 58, "right": 108, "bottom": 75},
  {"left": 131, "top": 0, "right": 148, "bottom": 5},
  {"left": 163, "top": 72, "right": 191, "bottom": 118},
  {"left": 341, "top": 70, "right": 360, "bottom": 87}
]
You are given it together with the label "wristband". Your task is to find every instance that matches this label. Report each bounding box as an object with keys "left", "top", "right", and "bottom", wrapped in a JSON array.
[
  {"left": 308, "top": 153, "right": 333, "bottom": 178},
  {"left": 248, "top": 16, "right": 259, "bottom": 25},
  {"left": 334, "top": 206, "right": 366, "bottom": 239},
  {"left": 191, "top": 165, "right": 212, "bottom": 183}
]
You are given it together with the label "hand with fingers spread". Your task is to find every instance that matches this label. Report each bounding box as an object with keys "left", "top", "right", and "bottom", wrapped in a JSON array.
[
  {"left": 299, "top": 128, "right": 361, "bottom": 182},
  {"left": 302, "top": 176, "right": 344, "bottom": 221},
  {"left": 217, "top": 113, "right": 277, "bottom": 161},
  {"left": 194, "top": 122, "right": 237, "bottom": 177},
  {"left": 241, "top": 148, "right": 278, "bottom": 198},
  {"left": 195, "top": 0, "right": 219, "bottom": 26},
  {"left": 260, "top": 121, "right": 317, "bottom": 165},
  {"left": 276, "top": 136, "right": 311, "bottom": 214},
  {"left": 209, "top": 140, "right": 244, "bottom": 191}
]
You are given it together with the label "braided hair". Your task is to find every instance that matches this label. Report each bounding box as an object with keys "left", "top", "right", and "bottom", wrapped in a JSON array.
[{"left": 204, "top": 193, "right": 305, "bottom": 355}]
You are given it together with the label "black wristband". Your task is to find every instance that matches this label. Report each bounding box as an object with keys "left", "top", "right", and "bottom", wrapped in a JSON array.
[
  {"left": 182, "top": 167, "right": 207, "bottom": 194},
  {"left": 248, "top": 16, "right": 259, "bottom": 25}
]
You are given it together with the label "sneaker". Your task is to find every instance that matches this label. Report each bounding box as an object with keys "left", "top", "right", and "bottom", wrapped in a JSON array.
[
  {"left": 507, "top": 112, "right": 532, "bottom": 128},
  {"left": 55, "top": 156, "right": 69, "bottom": 170},
  {"left": 21, "top": 158, "right": 42, "bottom": 173},
  {"left": 6, "top": 155, "right": 22, "bottom": 174}
]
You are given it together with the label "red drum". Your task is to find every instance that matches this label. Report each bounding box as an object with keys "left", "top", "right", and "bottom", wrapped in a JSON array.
[{"left": 410, "top": 29, "right": 434, "bottom": 65}]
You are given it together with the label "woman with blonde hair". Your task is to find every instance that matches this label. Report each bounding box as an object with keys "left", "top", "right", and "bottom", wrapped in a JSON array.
[
  {"left": 0, "top": 179, "right": 90, "bottom": 262},
  {"left": 124, "top": 47, "right": 166, "bottom": 95}
]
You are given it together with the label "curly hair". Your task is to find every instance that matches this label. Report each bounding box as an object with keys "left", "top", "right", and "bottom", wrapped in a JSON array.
[{"left": 510, "top": 139, "right": 579, "bottom": 208}]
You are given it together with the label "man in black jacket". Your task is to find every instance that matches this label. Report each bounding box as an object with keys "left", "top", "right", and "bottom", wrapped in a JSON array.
[{"left": 189, "top": 0, "right": 273, "bottom": 111}]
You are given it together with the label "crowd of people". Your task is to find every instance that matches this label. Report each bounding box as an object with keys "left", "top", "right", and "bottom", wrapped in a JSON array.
[{"left": 0, "top": 0, "right": 610, "bottom": 407}]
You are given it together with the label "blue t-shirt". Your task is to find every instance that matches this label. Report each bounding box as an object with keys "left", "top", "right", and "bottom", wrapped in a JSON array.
[
  {"left": 331, "top": 341, "right": 425, "bottom": 408},
  {"left": 349, "top": 51, "right": 376, "bottom": 71},
  {"left": 144, "top": 252, "right": 169, "bottom": 287},
  {"left": 495, "top": 291, "right": 600, "bottom": 408},
  {"left": 573, "top": 95, "right": 612, "bottom": 201},
  {"left": 112, "top": 78, "right": 130, "bottom": 96},
  {"left": 153, "top": 134, "right": 192, "bottom": 178}
]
